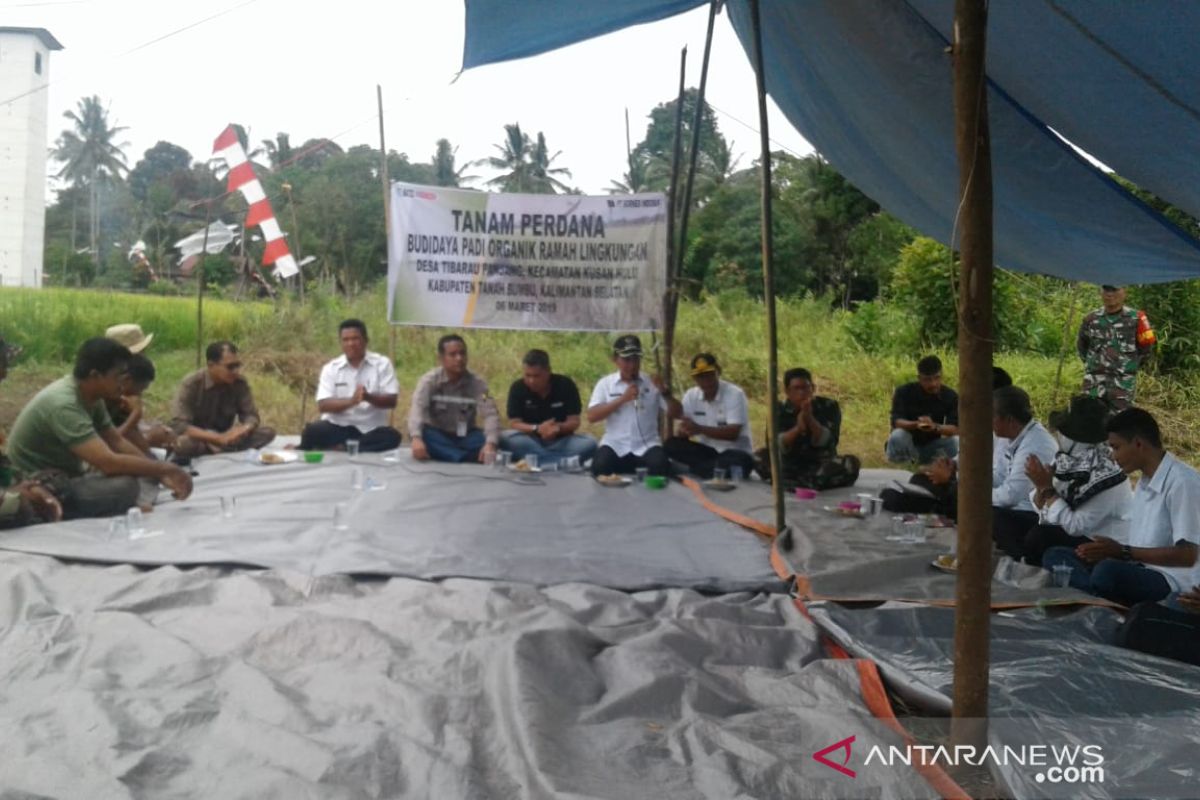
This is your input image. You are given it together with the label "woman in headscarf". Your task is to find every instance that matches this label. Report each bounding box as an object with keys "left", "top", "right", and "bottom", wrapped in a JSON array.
[{"left": 1021, "top": 395, "right": 1132, "bottom": 566}]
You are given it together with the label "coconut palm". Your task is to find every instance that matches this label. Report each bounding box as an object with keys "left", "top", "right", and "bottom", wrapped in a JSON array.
[
  {"left": 431, "top": 138, "right": 476, "bottom": 187},
  {"left": 480, "top": 123, "right": 571, "bottom": 194},
  {"left": 52, "top": 96, "right": 129, "bottom": 270}
]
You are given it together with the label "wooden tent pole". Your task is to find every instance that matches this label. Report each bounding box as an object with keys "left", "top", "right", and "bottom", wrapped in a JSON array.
[
  {"left": 951, "top": 0, "right": 994, "bottom": 752},
  {"left": 748, "top": 0, "right": 784, "bottom": 535},
  {"left": 662, "top": 47, "right": 687, "bottom": 403},
  {"left": 379, "top": 85, "right": 399, "bottom": 429},
  {"left": 195, "top": 203, "right": 212, "bottom": 370}
]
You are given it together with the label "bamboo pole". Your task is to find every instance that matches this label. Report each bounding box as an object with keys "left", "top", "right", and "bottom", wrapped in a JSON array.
[
  {"left": 748, "top": 0, "right": 785, "bottom": 535},
  {"left": 283, "top": 182, "right": 305, "bottom": 303},
  {"left": 379, "top": 85, "right": 397, "bottom": 374},
  {"left": 662, "top": 46, "right": 687, "bottom": 402},
  {"left": 951, "top": 0, "right": 994, "bottom": 752},
  {"left": 1051, "top": 284, "right": 1081, "bottom": 409},
  {"left": 195, "top": 204, "right": 212, "bottom": 370}
]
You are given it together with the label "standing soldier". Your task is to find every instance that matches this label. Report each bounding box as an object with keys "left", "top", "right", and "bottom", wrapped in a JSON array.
[{"left": 1077, "top": 284, "right": 1155, "bottom": 411}]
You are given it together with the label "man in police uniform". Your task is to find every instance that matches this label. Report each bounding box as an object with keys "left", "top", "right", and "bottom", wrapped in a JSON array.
[{"left": 1077, "top": 284, "right": 1155, "bottom": 411}]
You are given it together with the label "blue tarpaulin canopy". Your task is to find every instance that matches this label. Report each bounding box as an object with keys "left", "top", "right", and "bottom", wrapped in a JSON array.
[{"left": 463, "top": 0, "right": 1200, "bottom": 284}]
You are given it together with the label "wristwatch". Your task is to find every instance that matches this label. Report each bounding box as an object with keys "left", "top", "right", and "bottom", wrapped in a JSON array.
[{"left": 1120, "top": 544, "right": 1133, "bottom": 561}]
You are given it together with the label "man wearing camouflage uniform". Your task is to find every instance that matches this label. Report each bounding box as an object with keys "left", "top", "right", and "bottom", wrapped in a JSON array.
[{"left": 1076, "top": 285, "right": 1156, "bottom": 411}]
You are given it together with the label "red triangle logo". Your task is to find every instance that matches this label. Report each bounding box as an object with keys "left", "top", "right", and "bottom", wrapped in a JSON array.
[{"left": 813, "top": 735, "right": 857, "bottom": 778}]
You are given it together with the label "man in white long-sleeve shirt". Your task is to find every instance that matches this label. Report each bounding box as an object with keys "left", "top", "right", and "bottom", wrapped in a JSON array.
[
  {"left": 991, "top": 385, "right": 1058, "bottom": 558},
  {"left": 1021, "top": 395, "right": 1131, "bottom": 565},
  {"left": 1045, "top": 408, "right": 1200, "bottom": 607}
]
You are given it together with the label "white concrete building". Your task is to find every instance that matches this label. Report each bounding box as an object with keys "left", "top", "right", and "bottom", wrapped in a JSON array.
[{"left": 0, "top": 27, "right": 61, "bottom": 288}]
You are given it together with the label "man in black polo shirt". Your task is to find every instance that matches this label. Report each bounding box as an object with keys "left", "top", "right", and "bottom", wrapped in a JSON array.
[
  {"left": 885, "top": 354, "right": 959, "bottom": 464},
  {"left": 502, "top": 349, "right": 597, "bottom": 468}
]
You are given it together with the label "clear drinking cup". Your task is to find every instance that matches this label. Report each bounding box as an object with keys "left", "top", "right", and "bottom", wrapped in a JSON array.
[
  {"left": 346, "top": 439, "right": 360, "bottom": 457},
  {"left": 902, "top": 519, "right": 926, "bottom": 544},
  {"left": 1052, "top": 564, "right": 1073, "bottom": 588},
  {"left": 126, "top": 507, "right": 146, "bottom": 537},
  {"left": 351, "top": 466, "right": 364, "bottom": 491},
  {"left": 525, "top": 453, "right": 539, "bottom": 470},
  {"left": 220, "top": 495, "right": 236, "bottom": 519},
  {"left": 482, "top": 449, "right": 496, "bottom": 466},
  {"left": 729, "top": 465, "right": 744, "bottom": 482},
  {"left": 563, "top": 455, "right": 580, "bottom": 473},
  {"left": 713, "top": 467, "right": 727, "bottom": 483},
  {"left": 333, "top": 502, "right": 350, "bottom": 531},
  {"left": 495, "top": 451, "right": 512, "bottom": 471},
  {"left": 635, "top": 466, "right": 649, "bottom": 483}
]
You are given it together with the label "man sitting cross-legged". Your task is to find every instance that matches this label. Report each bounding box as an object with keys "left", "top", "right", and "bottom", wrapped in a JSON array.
[
  {"left": 501, "top": 348, "right": 596, "bottom": 468},
  {"left": 170, "top": 341, "right": 276, "bottom": 459},
  {"left": 1044, "top": 408, "right": 1199, "bottom": 606},
  {"left": 587, "top": 334, "right": 674, "bottom": 478},
  {"left": 6, "top": 338, "right": 193, "bottom": 519},
  {"left": 664, "top": 353, "right": 755, "bottom": 480},
  {"left": 301, "top": 319, "right": 402, "bottom": 452},
  {"left": 408, "top": 334, "right": 500, "bottom": 463}
]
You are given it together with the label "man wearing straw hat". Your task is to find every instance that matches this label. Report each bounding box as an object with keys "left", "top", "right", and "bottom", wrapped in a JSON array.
[{"left": 105, "top": 323, "right": 154, "bottom": 354}]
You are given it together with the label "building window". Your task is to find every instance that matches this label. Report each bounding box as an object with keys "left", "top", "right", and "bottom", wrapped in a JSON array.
[{"left": 34, "top": 53, "right": 42, "bottom": 75}]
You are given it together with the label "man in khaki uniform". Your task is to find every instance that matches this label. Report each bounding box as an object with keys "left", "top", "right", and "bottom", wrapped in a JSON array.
[
  {"left": 408, "top": 334, "right": 499, "bottom": 463},
  {"left": 170, "top": 341, "right": 276, "bottom": 459}
]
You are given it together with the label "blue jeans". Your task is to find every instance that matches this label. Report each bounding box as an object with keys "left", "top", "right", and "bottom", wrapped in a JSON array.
[
  {"left": 499, "top": 431, "right": 597, "bottom": 466},
  {"left": 421, "top": 425, "right": 486, "bottom": 463},
  {"left": 885, "top": 428, "right": 958, "bottom": 464},
  {"left": 1042, "top": 547, "right": 1173, "bottom": 606}
]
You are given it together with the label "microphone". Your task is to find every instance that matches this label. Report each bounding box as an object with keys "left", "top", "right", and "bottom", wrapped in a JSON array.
[{"left": 632, "top": 377, "right": 643, "bottom": 412}]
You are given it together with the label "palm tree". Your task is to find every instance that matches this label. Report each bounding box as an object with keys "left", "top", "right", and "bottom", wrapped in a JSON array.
[
  {"left": 52, "top": 96, "right": 129, "bottom": 270},
  {"left": 260, "top": 132, "right": 294, "bottom": 169},
  {"left": 431, "top": 138, "right": 476, "bottom": 187},
  {"left": 608, "top": 151, "right": 653, "bottom": 194},
  {"left": 480, "top": 123, "right": 572, "bottom": 194}
]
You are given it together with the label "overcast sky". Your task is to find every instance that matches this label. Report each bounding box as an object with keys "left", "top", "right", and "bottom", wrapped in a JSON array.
[{"left": 12, "top": 0, "right": 814, "bottom": 196}]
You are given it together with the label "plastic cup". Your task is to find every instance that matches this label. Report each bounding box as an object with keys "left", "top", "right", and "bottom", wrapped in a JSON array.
[
  {"left": 713, "top": 467, "right": 727, "bottom": 483},
  {"left": 220, "top": 496, "right": 236, "bottom": 519},
  {"left": 1052, "top": 564, "right": 1073, "bottom": 588},
  {"left": 126, "top": 507, "right": 146, "bottom": 537},
  {"left": 635, "top": 467, "right": 648, "bottom": 483},
  {"left": 903, "top": 519, "right": 926, "bottom": 544},
  {"left": 729, "top": 465, "right": 744, "bottom": 482},
  {"left": 482, "top": 449, "right": 496, "bottom": 466},
  {"left": 525, "top": 453, "right": 539, "bottom": 470},
  {"left": 108, "top": 517, "right": 127, "bottom": 541},
  {"left": 382, "top": 449, "right": 400, "bottom": 464},
  {"left": 887, "top": 515, "right": 908, "bottom": 541},
  {"left": 333, "top": 502, "right": 350, "bottom": 531},
  {"left": 346, "top": 440, "right": 360, "bottom": 457},
  {"left": 351, "top": 466, "right": 364, "bottom": 491},
  {"left": 495, "top": 451, "right": 511, "bottom": 471},
  {"left": 563, "top": 455, "right": 581, "bottom": 473}
]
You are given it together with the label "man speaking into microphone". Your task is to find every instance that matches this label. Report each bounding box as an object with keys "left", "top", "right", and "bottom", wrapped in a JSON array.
[{"left": 587, "top": 334, "right": 678, "bottom": 478}]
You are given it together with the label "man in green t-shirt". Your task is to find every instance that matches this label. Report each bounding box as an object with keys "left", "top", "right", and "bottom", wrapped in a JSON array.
[
  {"left": 7, "top": 338, "right": 193, "bottom": 519},
  {"left": 0, "top": 337, "right": 62, "bottom": 527}
]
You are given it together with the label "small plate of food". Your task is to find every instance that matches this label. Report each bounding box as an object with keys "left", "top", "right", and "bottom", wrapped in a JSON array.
[
  {"left": 824, "top": 502, "right": 865, "bottom": 518},
  {"left": 257, "top": 450, "right": 299, "bottom": 465},
  {"left": 596, "top": 473, "right": 632, "bottom": 487},
  {"left": 508, "top": 460, "right": 542, "bottom": 473},
  {"left": 703, "top": 478, "right": 736, "bottom": 492},
  {"left": 931, "top": 554, "right": 959, "bottom": 573}
]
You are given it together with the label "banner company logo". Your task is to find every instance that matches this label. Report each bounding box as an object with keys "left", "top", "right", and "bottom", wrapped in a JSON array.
[{"left": 813, "top": 735, "right": 857, "bottom": 778}]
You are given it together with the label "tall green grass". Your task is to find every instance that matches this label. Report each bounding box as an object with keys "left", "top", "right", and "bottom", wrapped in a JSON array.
[{"left": 3, "top": 286, "right": 1198, "bottom": 466}]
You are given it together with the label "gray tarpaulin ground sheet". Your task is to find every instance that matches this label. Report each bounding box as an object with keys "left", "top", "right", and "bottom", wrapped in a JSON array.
[
  {"left": 811, "top": 603, "right": 1200, "bottom": 799},
  {"left": 705, "top": 469, "right": 1101, "bottom": 607},
  {"left": 0, "top": 550, "right": 942, "bottom": 799},
  {"left": 0, "top": 453, "right": 783, "bottom": 594}
]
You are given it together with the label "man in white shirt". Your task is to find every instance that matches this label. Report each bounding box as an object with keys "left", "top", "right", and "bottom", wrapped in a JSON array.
[
  {"left": 587, "top": 334, "right": 675, "bottom": 477},
  {"left": 664, "top": 353, "right": 754, "bottom": 479},
  {"left": 991, "top": 385, "right": 1058, "bottom": 558},
  {"left": 1020, "top": 395, "right": 1131, "bottom": 565},
  {"left": 1044, "top": 408, "right": 1200, "bottom": 606},
  {"left": 300, "top": 319, "right": 401, "bottom": 452}
]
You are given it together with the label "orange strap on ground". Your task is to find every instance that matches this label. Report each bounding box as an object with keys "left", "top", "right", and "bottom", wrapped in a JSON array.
[{"left": 679, "top": 476, "right": 776, "bottom": 539}]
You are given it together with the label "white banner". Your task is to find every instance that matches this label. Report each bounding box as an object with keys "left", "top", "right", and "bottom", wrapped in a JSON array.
[{"left": 387, "top": 183, "right": 668, "bottom": 331}]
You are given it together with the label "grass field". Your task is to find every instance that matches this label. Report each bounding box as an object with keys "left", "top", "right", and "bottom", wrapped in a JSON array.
[{"left": 3, "top": 286, "right": 1199, "bottom": 466}]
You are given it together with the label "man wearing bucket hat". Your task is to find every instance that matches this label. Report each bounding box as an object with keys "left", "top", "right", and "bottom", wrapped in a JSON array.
[
  {"left": 1076, "top": 284, "right": 1155, "bottom": 411},
  {"left": 587, "top": 334, "right": 675, "bottom": 478},
  {"left": 105, "top": 323, "right": 155, "bottom": 354},
  {"left": 1019, "top": 395, "right": 1132, "bottom": 565},
  {"left": 664, "top": 353, "right": 754, "bottom": 479}
]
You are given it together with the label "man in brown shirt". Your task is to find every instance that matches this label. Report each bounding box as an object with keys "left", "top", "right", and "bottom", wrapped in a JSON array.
[{"left": 170, "top": 341, "right": 276, "bottom": 459}]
